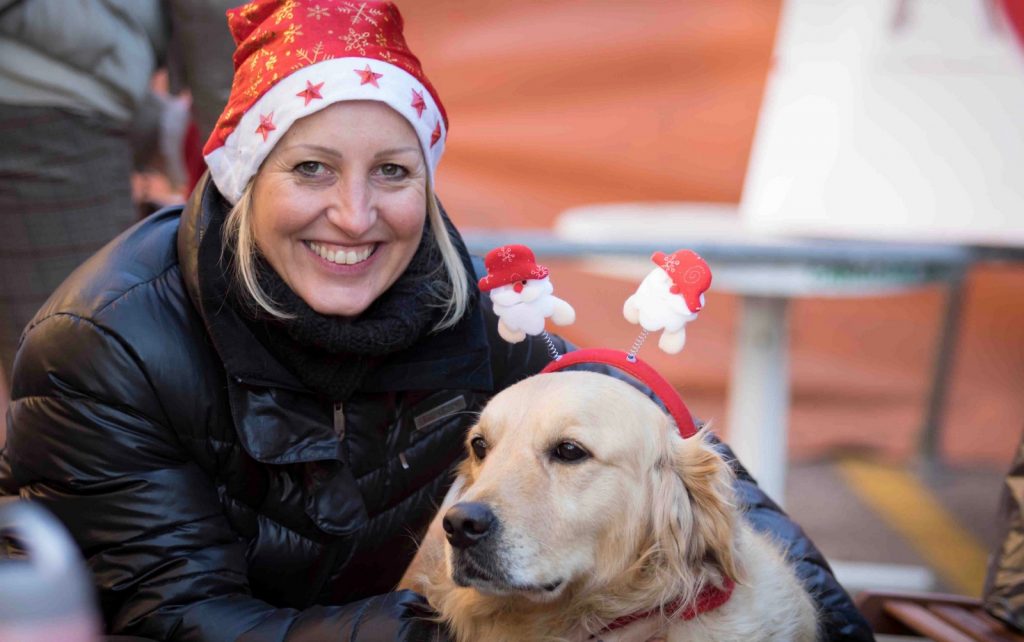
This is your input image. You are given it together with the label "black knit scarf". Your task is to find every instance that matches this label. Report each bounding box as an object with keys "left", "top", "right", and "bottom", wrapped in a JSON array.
[{"left": 231, "top": 220, "right": 447, "bottom": 401}]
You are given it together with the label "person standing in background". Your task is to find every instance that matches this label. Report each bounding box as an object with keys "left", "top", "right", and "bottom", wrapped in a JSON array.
[
  {"left": 985, "top": 428, "right": 1024, "bottom": 631},
  {"left": 0, "top": 0, "right": 167, "bottom": 378},
  {"left": 0, "top": 1, "right": 240, "bottom": 446},
  {"left": 163, "top": 0, "right": 238, "bottom": 193}
]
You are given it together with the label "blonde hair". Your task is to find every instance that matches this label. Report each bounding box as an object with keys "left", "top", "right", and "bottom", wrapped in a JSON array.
[{"left": 221, "top": 179, "right": 470, "bottom": 332}]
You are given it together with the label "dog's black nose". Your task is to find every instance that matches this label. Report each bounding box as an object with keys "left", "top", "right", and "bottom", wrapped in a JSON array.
[{"left": 443, "top": 502, "right": 495, "bottom": 549}]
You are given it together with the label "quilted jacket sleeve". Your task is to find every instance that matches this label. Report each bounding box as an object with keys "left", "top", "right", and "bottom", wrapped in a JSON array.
[{"left": 0, "top": 312, "right": 444, "bottom": 642}]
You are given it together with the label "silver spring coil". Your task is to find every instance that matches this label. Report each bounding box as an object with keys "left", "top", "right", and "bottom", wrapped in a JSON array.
[
  {"left": 626, "top": 329, "right": 649, "bottom": 362},
  {"left": 542, "top": 331, "right": 561, "bottom": 361}
]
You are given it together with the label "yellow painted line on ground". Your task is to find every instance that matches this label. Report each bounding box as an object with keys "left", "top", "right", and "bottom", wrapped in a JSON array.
[{"left": 837, "top": 457, "right": 988, "bottom": 595}]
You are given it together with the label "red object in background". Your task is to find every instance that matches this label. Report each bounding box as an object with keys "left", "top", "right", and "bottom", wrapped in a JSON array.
[
  {"left": 183, "top": 120, "right": 206, "bottom": 194},
  {"left": 1003, "top": 0, "right": 1024, "bottom": 48}
]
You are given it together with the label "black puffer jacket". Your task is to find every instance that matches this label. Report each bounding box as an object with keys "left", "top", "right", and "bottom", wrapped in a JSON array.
[{"left": 0, "top": 181, "right": 873, "bottom": 641}]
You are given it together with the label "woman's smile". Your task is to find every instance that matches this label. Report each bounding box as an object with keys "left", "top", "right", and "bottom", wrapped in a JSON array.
[{"left": 305, "top": 241, "right": 377, "bottom": 267}]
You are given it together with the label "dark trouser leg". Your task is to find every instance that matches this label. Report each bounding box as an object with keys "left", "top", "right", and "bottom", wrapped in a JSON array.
[{"left": 0, "top": 105, "right": 136, "bottom": 374}]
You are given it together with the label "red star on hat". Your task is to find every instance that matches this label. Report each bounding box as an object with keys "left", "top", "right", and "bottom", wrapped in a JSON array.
[
  {"left": 355, "top": 64, "right": 383, "bottom": 87},
  {"left": 255, "top": 112, "right": 276, "bottom": 141},
  {"left": 430, "top": 121, "right": 442, "bottom": 147},
  {"left": 411, "top": 88, "right": 426, "bottom": 118},
  {"left": 297, "top": 80, "right": 324, "bottom": 106},
  {"left": 204, "top": 0, "right": 451, "bottom": 205}
]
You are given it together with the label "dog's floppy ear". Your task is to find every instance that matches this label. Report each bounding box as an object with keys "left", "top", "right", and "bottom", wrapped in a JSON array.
[{"left": 650, "top": 428, "right": 740, "bottom": 585}]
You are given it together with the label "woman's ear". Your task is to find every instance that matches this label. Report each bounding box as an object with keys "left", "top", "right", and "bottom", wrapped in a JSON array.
[{"left": 664, "top": 430, "right": 740, "bottom": 582}]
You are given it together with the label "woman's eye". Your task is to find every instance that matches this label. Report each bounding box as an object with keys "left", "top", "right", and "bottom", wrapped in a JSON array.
[
  {"left": 470, "top": 436, "right": 488, "bottom": 460},
  {"left": 552, "top": 441, "right": 589, "bottom": 463},
  {"left": 295, "top": 161, "right": 326, "bottom": 177},
  {"left": 378, "top": 163, "right": 407, "bottom": 179}
]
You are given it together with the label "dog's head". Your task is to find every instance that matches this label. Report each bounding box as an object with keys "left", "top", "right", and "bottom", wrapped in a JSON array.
[{"left": 443, "top": 370, "right": 739, "bottom": 606}]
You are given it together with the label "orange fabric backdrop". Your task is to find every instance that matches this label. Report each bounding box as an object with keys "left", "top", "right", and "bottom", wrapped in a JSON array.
[
  {"left": 404, "top": 0, "right": 776, "bottom": 224},
  {"left": 403, "top": 0, "right": 1024, "bottom": 466}
]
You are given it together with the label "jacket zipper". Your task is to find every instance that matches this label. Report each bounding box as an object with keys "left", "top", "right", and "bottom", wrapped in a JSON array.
[{"left": 332, "top": 402, "right": 345, "bottom": 440}]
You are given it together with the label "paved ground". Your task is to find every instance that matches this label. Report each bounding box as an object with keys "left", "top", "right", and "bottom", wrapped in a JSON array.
[{"left": 784, "top": 456, "right": 1006, "bottom": 599}]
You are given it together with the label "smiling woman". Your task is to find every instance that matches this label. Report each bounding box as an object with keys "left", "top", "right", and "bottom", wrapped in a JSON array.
[{"left": 0, "top": 0, "right": 871, "bottom": 640}]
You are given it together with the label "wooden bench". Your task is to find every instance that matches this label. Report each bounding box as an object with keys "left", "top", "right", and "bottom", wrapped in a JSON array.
[{"left": 856, "top": 591, "right": 1024, "bottom": 642}]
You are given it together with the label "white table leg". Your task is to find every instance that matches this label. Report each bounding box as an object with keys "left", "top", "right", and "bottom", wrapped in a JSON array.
[{"left": 726, "top": 295, "right": 791, "bottom": 506}]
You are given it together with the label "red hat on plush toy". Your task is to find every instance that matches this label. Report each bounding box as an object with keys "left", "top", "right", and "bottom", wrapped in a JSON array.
[
  {"left": 203, "top": 0, "right": 448, "bottom": 204},
  {"left": 477, "top": 245, "right": 550, "bottom": 292},
  {"left": 651, "top": 250, "right": 712, "bottom": 313}
]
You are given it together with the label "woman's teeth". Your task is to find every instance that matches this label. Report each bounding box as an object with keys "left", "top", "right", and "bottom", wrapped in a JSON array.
[{"left": 308, "top": 242, "right": 374, "bottom": 265}]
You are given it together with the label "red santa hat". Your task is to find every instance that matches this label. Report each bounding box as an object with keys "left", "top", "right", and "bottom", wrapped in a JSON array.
[
  {"left": 477, "top": 245, "right": 550, "bottom": 292},
  {"left": 651, "top": 250, "right": 712, "bottom": 312},
  {"left": 203, "top": 0, "right": 448, "bottom": 204}
]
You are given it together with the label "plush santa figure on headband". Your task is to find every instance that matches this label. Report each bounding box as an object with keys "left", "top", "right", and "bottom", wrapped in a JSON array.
[
  {"left": 478, "top": 245, "right": 575, "bottom": 343},
  {"left": 623, "top": 250, "right": 712, "bottom": 354}
]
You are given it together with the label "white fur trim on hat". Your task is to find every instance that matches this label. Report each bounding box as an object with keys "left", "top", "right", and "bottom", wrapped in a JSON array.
[{"left": 204, "top": 56, "right": 446, "bottom": 205}]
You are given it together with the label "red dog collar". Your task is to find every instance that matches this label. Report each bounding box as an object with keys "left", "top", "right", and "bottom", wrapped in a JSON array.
[
  {"left": 539, "top": 348, "right": 697, "bottom": 438},
  {"left": 596, "top": 578, "right": 735, "bottom": 636}
]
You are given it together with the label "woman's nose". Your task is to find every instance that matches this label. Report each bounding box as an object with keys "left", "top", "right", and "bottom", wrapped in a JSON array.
[{"left": 325, "top": 177, "right": 377, "bottom": 237}]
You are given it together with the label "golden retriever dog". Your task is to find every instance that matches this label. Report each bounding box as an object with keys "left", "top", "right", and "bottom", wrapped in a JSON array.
[{"left": 400, "top": 371, "right": 818, "bottom": 641}]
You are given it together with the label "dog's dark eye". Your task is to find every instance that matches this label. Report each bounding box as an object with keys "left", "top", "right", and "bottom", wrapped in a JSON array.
[
  {"left": 552, "top": 441, "right": 589, "bottom": 463},
  {"left": 470, "top": 436, "right": 488, "bottom": 460}
]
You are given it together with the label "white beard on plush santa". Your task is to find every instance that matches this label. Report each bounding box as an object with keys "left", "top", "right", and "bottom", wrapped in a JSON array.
[{"left": 490, "top": 277, "right": 575, "bottom": 344}]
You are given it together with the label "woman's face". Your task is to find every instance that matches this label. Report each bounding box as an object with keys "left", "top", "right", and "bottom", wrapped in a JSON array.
[{"left": 251, "top": 100, "right": 427, "bottom": 317}]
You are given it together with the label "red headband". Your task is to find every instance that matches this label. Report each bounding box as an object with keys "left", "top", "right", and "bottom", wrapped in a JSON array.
[{"left": 540, "top": 348, "right": 697, "bottom": 438}]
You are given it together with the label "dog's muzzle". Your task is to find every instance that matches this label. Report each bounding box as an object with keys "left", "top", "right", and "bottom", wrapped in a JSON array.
[
  {"left": 445, "top": 501, "right": 566, "bottom": 595},
  {"left": 445, "top": 501, "right": 506, "bottom": 589}
]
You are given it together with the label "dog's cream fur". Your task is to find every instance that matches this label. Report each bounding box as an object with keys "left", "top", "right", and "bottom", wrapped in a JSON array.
[{"left": 401, "top": 372, "right": 817, "bottom": 641}]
